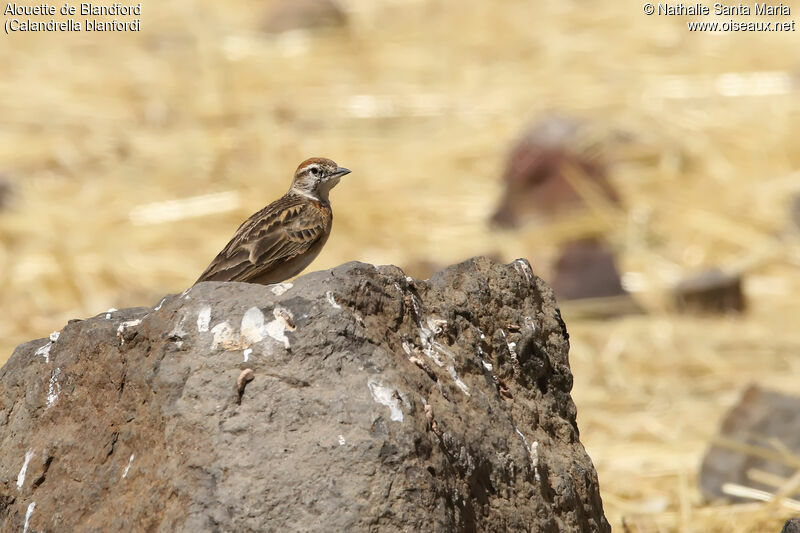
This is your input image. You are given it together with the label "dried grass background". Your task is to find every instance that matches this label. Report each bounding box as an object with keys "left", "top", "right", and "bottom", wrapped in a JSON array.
[{"left": 2, "top": 0, "right": 800, "bottom": 530}]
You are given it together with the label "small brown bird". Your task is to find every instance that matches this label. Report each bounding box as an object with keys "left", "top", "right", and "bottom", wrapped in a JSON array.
[{"left": 196, "top": 157, "right": 350, "bottom": 285}]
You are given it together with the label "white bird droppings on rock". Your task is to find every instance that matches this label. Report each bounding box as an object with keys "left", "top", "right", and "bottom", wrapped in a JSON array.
[
  {"left": 420, "top": 319, "right": 453, "bottom": 367},
  {"left": 46, "top": 367, "right": 61, "bottom": 407},
  {"left": 118, "top": 320, "right": 142, "bottom": 333},
  {"left": 23, "top": 502, "right": 35, "bottom": 533},
  {"left": 338, "top": 435, "right": 346, "bottom": 446},
  {"left": 524, "top": 316, "right": 536, "bottom": 333},
  {"left": 514, "top": 427, "right": 540, "bottom": 478},
  {"left": 500, "top": 329, "right": 518, "bottom": 360},
  {"left": 515, "top": 427, "right": 531, "bottom": 448},
  {"left": 404, "top": 289, "right": 455, "bottom": 368},
  {"left": 197, "top": 306, "right": 211, "bottom": 333},
  {"left": 117, "top": 319, "right": 142, "bottom": 345},
  {"left": 153, "top": 297, "right": 167, "bottom": 311},
  {"left": 17, "top": 450, "right": 33, "bottom": 489},
  {"left": 211, "top": 321, "right": 237, "bottom": 350},
  {"left": 35, "top": 331, "right": 61, "bottom": 363},
  {"left": 34, "top": 342, "right": 52, "bottom": 364},
  {"left": 367, "top": 380, "right": 404, "bottom": 422},
  {"left": 105, "top": 308, "right": 117, "bottom": 319},
  {"left": 271, "top": 282, "right": 293, "bottom": 296},
  {"left": 266, "top": 307, "right": 293, "bottom": 349},
  {"left": 122, "top": 453, "right": 134, "bottom": 479},
  {"left": 210, "top": 306, "right": 297, "bottom": 353},
  {"left": 447, "top": 366, "right": 471, "bottom": 396},
  {"left": 241, "top": 307, "right": 267, "bottom": 344},
  {"left": 241, "top": 306, "right": 293, "bottom": 349},
  {"left": 325, "top": 291, "right": 341, "bottom": 309},
  {"left": 514, "top": 259, "right": 533, "bottom": 284}
]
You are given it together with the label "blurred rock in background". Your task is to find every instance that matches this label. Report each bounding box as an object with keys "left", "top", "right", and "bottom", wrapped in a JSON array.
[
  {"left": 790, "top": 193, "right": 800, "bottom": 232},
  {"left": 0, "top": 175, "right": 13, "bottom": 212},
  {"left": 673, "top": 268, "right": 745, "bottom": 314},
  {"left": 261, "top": 0, "right": 348, "bottom": 34},
  {"left": 490, "top": 114, "right": 621, "bottom": 229},
  {"left": 699, "top": 385, "right": 800, "bottom": 504},
  {"left": 489, "top": 115, "right": 638, "bottom": 315},
  {"left": 548, "top": 239, "right": 642, "bottom": 319},
  {"left": 550, "top": 239, "right": 625, "bottom": 301}
]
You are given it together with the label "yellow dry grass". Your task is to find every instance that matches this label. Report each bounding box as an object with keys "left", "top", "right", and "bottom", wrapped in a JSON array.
[{"left": 1, "top": 0, "right": 800, "bottom": 530}]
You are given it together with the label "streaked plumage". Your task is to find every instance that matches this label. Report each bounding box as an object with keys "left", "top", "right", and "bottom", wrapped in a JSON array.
[{"left": 196, "top": 157, "right": 350, "bottom": 285}]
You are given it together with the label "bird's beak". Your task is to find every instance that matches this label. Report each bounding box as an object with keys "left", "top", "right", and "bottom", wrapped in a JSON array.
[{"left": 332, "top": 167, "right": 351, "bottom": 179}]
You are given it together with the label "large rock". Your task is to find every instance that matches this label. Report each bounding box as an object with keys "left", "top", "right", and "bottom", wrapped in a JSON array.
[{"left": 0, "top": 258, "right": 609, "bottom": 532}]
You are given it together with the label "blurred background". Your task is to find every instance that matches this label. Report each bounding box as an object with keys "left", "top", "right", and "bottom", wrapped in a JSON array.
[{"left": 2, "top": 0, "right": 800, "bottom": 530}]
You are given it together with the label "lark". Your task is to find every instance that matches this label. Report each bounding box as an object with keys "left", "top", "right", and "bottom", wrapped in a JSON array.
[{"left": 196, "top": 157, "right": 350, "bottom": 285}]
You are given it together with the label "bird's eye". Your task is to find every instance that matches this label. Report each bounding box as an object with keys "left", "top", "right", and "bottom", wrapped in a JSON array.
[{"left": 310, "top": 167, "right": 319, "bottom": 176}]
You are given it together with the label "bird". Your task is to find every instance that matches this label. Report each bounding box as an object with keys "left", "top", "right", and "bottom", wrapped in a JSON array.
[{"left": 195, "top": 157, "right": 350, "bottom": 285}]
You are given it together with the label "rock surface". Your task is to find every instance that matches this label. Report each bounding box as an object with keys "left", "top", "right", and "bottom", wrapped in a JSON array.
[
  {"left": 782, "top": 518, "right": 800, "bottom": 533},
  {"left": 0, "top": 257, "right": 608, "bottom": 532}
]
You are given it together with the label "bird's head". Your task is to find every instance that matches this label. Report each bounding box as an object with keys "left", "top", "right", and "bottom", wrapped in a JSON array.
[{"left": 290, "top": 157, "right": 350, "bottom": 202}]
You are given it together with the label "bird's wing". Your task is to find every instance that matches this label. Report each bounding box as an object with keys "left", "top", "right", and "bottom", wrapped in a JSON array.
[{"left": 196, "top": 195, "right": 329, "bottom": 283}]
